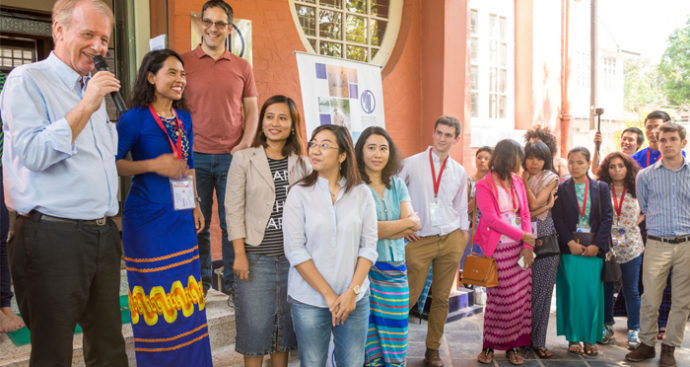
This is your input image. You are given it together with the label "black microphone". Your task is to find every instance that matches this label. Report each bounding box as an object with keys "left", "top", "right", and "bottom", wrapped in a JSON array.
[{"left": 93, "top": 55, "right": 126, "bottom": 114}]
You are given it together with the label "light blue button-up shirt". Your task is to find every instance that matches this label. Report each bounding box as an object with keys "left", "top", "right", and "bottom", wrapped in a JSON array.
[
  {"left": 0, "top": 52, "right": 119, "bottom": 219},
  {"left": 283, "top": 177, "right": 378, "bottom": 308},
  {"left": 636, "top": 159, "right": 690, "bottom": 237}
]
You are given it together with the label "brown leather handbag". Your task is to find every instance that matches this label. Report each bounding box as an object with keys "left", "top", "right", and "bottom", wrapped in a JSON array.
[{"left": 460, "top": 199, "right": 499, "bottom": 288}]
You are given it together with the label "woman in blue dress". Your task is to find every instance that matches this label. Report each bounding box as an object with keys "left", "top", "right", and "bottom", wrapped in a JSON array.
[{"left": 116, "top": 49, "right": 212, "bottom": 367}]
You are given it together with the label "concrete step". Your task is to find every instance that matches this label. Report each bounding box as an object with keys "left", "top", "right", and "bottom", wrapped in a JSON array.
[{"left": 0, "top": 284, "right": 235, "bottom": 366}]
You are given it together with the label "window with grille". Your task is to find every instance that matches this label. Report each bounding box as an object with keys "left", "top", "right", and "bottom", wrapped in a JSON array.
[
  {"left": 470, "top": 9, "right": 479, "bottom": 118},
  {"left": 488, "top": 14, "right": 507, "bottom": 119},
  {"left": 0, "top": 44, "right": 36, "bottom": 72},
  {"left": 291, "top": 0, "right": 402, "bottom": 66}
]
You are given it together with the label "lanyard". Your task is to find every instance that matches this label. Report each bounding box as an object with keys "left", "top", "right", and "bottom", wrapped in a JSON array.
[
  {"left": 646, "top": 148, "right": 660, "bottom": 167},
  {"left": 496, "top": 175, "right": 517, "bottom": 211},
  {"left": 148, "top": 105, "right": 184, "bottom": 160},
  {"left": 429, "top": 149, "right": 448, "bottom": 199},
  {"left": 576, "top": 179, "right": 589, "bottom": 220},
  {"left": 611, "top": 185, "right": 626, "bottom": 221}
]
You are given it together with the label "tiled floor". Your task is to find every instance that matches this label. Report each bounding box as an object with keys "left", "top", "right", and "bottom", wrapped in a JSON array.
[{"left": 405, "top": 312, "right": 690, "bottom": 367}]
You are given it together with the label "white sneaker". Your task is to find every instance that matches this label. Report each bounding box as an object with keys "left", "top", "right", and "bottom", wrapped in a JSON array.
[
  {"left": 602, "top": 324, "right": 615, "bottom": 344},
  {"left": 628, "top": 329, "right": 640, "bottom": 349}
]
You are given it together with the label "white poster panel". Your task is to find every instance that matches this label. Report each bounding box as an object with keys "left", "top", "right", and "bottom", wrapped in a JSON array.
[{"left": 296, "top": 52, "right": 385, "bottom": 142}]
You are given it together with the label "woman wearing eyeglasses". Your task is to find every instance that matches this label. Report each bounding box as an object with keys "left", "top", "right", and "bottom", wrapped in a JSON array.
[
  {"left": 225, "top": 95, "right": 310, "bottom": 366},
  {"left": 283, "top": 125, "right": 378, "bottom": 366}
]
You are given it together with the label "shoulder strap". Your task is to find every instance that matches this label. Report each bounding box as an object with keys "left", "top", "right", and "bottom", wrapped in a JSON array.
[{"left": 469, "top": 198, "right": 479, "bottom": 256}]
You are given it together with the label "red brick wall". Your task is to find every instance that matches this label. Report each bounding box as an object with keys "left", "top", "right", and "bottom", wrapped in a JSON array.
[{"left": 162, "top": 0, "right": 471, "bottom": 257}]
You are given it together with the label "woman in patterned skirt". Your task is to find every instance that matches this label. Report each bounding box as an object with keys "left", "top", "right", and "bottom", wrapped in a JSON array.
[
  {"left": 522, "top": 141, "right": 559, "bottom": 359},
  {"left": 474, "top": 139, "right": 536, "bottom": 365},
  {"left": 116, "top": 49, "right": 212, "bottom": 366},
  {"left": 354, "top": 127, "right": 420, "bottom": 367}
]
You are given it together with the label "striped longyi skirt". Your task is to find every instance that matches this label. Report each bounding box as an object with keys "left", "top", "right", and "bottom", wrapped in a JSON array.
[{"left": 365, "top": 262, "right": 409, "bottom": 367}]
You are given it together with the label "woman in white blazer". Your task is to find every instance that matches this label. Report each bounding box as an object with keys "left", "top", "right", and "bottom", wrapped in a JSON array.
[{"left": 225, "top": 95, "right": 310, "bottom": 366}]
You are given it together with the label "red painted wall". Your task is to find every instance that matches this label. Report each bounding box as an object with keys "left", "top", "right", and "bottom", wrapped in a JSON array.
[{"left": 162, "top": 0, "right": 471, "bottom": 258}]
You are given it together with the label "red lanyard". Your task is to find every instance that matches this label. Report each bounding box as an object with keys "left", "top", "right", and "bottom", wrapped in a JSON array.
[
  {"left": 646, "top": 149, "right": 650, "bottom": 167},
  {"left": 611, "top": 185, "right": 626, "bottom": 220},
  {"left": 496, "top": 175, "right": 517, "bottom": 211},
  {"left": 429, "top": 149, "right": 448, "bottom": 198},
  {"left": 148, "top": 105, "right": 184, "bottom": 160},
  {"left": 576, "top": 179, "right": 589, "bottom": 219}
]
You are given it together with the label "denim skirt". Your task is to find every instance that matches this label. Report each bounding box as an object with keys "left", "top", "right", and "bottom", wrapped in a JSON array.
[{"left": 234, "top": 253, "right": 297, "bottom": 356}]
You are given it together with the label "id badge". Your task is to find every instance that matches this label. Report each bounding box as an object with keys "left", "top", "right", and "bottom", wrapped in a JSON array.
[
  {"left": 576, "top": 224, "right": 591, "bottom": 233},
  {"left": 170, "top": 175, "right": 196, "bottom": 211},
  {"left": 510, "top": 215, "right": 522, "bottom": 229},
  {"left": 611, "top": 225, "right": 626, "bottom": 247},
  {"left": 429, "top": 200, "right": 444, "bottom": 227}
]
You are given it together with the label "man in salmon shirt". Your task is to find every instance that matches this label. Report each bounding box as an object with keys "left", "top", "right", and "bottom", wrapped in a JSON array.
[{"left": 182, "top": 0, "right": 258, "bottom": 296}]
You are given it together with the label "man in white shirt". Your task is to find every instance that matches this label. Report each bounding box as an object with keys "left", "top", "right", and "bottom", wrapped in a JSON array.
[{"left": 399, "top": 116, "right": 469, "bottom": 367}]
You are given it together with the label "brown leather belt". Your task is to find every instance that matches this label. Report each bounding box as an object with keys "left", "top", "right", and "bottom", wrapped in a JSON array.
[
  {"left": 647, "top": 235, "right": 690, "bottom": 244},
  {"left": 23, "top": 211, "right": 108, "bottom": 226}
]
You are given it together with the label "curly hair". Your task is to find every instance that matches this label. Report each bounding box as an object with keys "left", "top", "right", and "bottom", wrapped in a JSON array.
[
  {"left": 595, "top": 152, "right": 639, "bottom": 198},
  {"left": 524, "top": 127, "right": 558, "bottom": 157}
]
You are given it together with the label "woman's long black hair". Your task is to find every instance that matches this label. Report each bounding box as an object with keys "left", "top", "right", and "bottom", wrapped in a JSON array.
[{"left": 128, "top": 49, "right": 187, "bottom": 110}]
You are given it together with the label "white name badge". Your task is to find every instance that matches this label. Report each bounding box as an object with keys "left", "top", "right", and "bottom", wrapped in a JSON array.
[
  {"left": 510, "top": 215, "right": 522, "bottom": 229},
  {"left": 611, "top": 226, "right": 626, "bottom": 247},
  {"left": 429, "top": 201, "right": 445, "bottom": 227},
  {"left": 576, "top": 224, "right": 591, "bottom": 233},
  {"left": 170, "top": 175, "right": 196, "bottom": 211}
]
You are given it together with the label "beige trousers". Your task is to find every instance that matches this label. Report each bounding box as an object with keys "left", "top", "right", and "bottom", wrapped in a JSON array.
[
  {"left": 406, "top": 229, "right": 466, "bottom": 350},
  {"left": 639, "top": 238, "right": 690, "bottom": 347}
]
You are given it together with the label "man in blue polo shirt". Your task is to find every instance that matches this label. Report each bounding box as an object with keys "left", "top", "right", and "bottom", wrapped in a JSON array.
[{"left": 632, "top": 110, "right": 685, "bottom": 168}]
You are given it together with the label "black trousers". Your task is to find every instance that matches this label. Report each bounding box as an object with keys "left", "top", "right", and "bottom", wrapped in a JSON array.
[{"left": 9, "top": 214, "right": 127, "bottom": 367}]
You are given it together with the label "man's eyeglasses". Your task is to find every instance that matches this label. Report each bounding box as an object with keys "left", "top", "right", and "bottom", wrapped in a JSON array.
[
  {"left": 202, "top": 18, "right": 230, "bottom": 29},
  {"left": 308, "top": 142, "right": 338, "bottom": 151}
]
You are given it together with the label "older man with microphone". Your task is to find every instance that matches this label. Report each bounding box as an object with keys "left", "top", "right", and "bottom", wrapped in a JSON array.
[{"left": 0, "top": 0, "right": 128, "bottom": 365}]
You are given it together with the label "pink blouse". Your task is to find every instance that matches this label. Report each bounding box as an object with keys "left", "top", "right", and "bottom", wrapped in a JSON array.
[{"left": 474, "top": 172, "right": 533, "bottom": 257}]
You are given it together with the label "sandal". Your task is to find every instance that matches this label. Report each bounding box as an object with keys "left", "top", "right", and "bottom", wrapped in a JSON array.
[
  {"left": 477, "top": 348, "right": 494, "bottom": 364},
  {"left": 568, "top": 342, "right": 584, "bottom": 355},
  {"left": 506, "top": 348, "right": 525, "bottom": 366},
  {"left": 584, "top": 342, "right": 599, "bottom": 356},
  {"left": 533, "top": 346, "right": 553, "bottom": 359}
]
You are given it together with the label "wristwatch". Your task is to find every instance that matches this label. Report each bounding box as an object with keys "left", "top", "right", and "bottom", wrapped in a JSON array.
[{"left": 350, "top": 284, "right": 361, "bottom": 295}]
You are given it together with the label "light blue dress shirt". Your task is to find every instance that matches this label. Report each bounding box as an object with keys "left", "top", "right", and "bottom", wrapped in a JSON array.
[
  {"left": 367, "top": 176, "right": 411, "bottom": 263},
  {"left": 636, "top": 159, "right": 690, "bottom": 237},
  {"left": 283, "top": 177, "right": 378, "bottom": 308},
  {"left": 0, "top": 52, "right": 119, "bottom": 219}
]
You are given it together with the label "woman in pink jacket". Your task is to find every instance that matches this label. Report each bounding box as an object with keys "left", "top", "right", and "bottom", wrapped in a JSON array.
[{"left": 474, "top": 139, "right": 536, "bottom": 366}]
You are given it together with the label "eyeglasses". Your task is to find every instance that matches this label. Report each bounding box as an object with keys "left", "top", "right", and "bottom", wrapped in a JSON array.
[
  {"left": 202, "top": 18, "right": 230, "bottom": 29},
  {"left": 308, "top": 142, "right": 338, "bottom": 151}
]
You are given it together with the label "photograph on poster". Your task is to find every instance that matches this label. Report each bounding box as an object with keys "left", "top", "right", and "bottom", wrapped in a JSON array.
[
  {"left": 326, "top": 65, "right": 357, "bottom": 98},
  {"left": 318, "top": 97, "right": 351, "bottom": 129}
]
